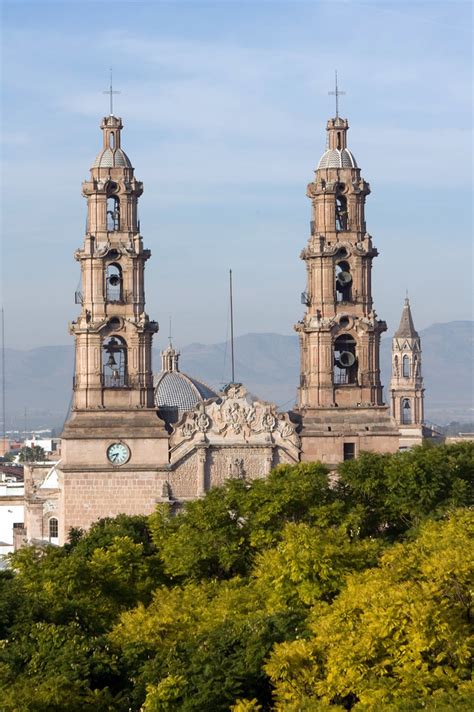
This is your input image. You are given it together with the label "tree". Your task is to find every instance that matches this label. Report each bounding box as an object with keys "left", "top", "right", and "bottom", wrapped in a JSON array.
[
  {"left": 266, "top": 509, "right": 474, "bottom": 710},
  {"left": 148, "top": 462, "right": 334, "bottom": 581},
  {"left": 336, "top": 442, "right": 473, "bottom": 538},
  {"left": 18, "top": 445, "right": 46, "bottom": 462}
]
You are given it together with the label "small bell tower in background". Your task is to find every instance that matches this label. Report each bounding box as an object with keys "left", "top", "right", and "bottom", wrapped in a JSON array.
[{"left": 390, "top": 297, "right": 425, "bottom": 448}]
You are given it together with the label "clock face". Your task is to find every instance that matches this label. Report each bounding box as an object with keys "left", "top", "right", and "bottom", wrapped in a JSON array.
[{"left": 107, "top": 442, "right": 130, "bottom": 466}]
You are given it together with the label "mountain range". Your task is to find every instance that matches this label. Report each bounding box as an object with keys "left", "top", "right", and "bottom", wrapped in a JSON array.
[{"left": 3, "top": 321, "right": 473, "bottom": 433}]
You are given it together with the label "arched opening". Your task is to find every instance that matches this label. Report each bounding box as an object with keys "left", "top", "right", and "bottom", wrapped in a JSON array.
[
  {"left": 402, "top": 398, "right": 412, "bottom": 424},
  {"left": 402, "top": 355, "right": 410, "bottom": 378},
  {"left": 106, "top": 263, "right": 123, "bottom": 302},
  {"left": 107, "top": 196, "right": 120, "bottom": 231},
  {"left": 49, "top": 517, "right": 58, "bottom": 542},
  {"left": 102, "top": 336, "right": 127, "bottom": 387},
  {"left": 336, "top": 260, "right": 352, "bottom": 302},
  {"left": 337, "top": 131, "right": 341, "bottom": 150},
  {"left": 109, "top": 132, "right": 115, "bottom": 149},
  {"left": 335, "top": 195, "right": 348, "bottom": 231},
  {"left": 334, "top": 334, "right": 357, "bottom": 385}
]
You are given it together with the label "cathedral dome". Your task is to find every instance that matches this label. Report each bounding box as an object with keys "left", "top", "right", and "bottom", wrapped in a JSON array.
[
  {"left": 154, "top": 345, "right": 218, "bottom": 426},
  {"left": 92, "top": 147, "right": 132, "bottom": 169},
  {"left": 317, "top": 148, "right": 357, "bottom": 170}
]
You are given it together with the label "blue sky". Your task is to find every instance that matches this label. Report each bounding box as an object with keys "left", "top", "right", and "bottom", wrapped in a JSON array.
[{"left": 1, "top": 0, "right": 472, "bottom": 352}]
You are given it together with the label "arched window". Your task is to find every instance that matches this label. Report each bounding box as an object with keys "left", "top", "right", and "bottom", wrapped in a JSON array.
[
  {"left": 334, "top": 334, "right": 357, "bottom": 385},
  {"left": 335, "top": 195, "right": 348, "bottom": 231},
  {"left": 402, "top": 398, "right": 412, "bottom": 424},
  {"left": 49, "top": 517, "right": 58, "bottom": 541},
  {"left": 402, "top": 355, "right": 410, "bottom": 378},
  {"left": 102, "top": 336, "right": 127, "bottom": 387},
  {"left": 107, "top": 196, "right": 120, "bottom": 231},
  {"left": 109, "top": 132, "right": 115, "bottom": 149},
  {"left": 336, "top": 260, "right": 352, "bottom": 302},
  {"left": 106, "top": 263, "right": 123, "bottom": 302}
]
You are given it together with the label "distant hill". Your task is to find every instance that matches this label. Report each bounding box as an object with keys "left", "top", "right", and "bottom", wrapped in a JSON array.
[{"left": 3, "top": 321, "right": 472, "bottom": 432}]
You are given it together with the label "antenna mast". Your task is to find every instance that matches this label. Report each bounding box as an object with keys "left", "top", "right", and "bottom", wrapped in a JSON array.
[{"left": 229, "top": 269, "right": 235, "bottom": 383}]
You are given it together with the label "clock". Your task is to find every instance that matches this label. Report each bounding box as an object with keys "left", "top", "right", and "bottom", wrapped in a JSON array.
[{"left": 106, "top": 442, "right": 130, "bottom": 466}]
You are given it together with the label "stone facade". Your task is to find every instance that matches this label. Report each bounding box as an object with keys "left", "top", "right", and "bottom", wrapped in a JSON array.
[
  {"left": 21, "top": 462, "right": 60, "bottom": 545},
  {"left": 168, "top": 383, "right": 299, "bottom": 499},
  {"left": 18, "top": 109, "right": 429, "bottom": 548},
  {"left": 294, "top": 115, "right": 399, "bottom": 463},
  {"left": 390, "top": 298, "right": 425, "bottom": 449},
  {"left": 58, "top": 114, "right": 168, "bottom": 543}
]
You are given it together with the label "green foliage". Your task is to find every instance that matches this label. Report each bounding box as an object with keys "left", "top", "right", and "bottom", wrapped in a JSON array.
[
  {"left": 0, "top": 444, "right": 472, "bottom": 710},
  {"left": 18, "top": 444, "right": 46, "bottom": 462},
  {"left": 149, "top": 461, "right": 334, "bottom": 580},
  {"left": 337, "top": 442, "right": 473, "bottom": 537},
  {"left": 266, "top": 509, "right": 474, "bottom": 710},
  {"left": 253, "top": 522, "right": 383, "bottom": 610}
]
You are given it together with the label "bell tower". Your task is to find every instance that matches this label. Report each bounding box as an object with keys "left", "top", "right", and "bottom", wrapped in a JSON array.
[
  {"left": 295, "top": 114, "right": 399, "bottom": 463},
  {"left": 390, "top": 297, "right": 425, "bottom": 448},
  {"left": 59, "top": 113, "right": 168, "bottom": 543}
]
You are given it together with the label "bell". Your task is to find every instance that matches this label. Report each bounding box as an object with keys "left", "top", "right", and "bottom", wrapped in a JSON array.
[{"left": 106, "top": 353, "right": 117, "bottom": 368}]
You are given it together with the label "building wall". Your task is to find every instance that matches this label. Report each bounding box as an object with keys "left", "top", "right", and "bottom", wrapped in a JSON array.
[{"left": 59, "top": 469, "right": 168, "bottom": 543}]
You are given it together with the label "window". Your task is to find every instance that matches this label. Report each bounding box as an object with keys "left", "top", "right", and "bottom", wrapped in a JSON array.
[
  {"left": 103, "top": 336, "right": 128, "bottom": 387},
  {"left": 335, "top": 195, "right": 348, "bottom": 231},
  {"left": 402, "top": 398, "right": 412, "bottom": 424},
  {"left": 402, "top": 355, "right": 410, "bottom": 378},
  {"left": 334, "top": 334, "right": 357, "bottom": 385},
  {"left": 335, "top": 261, "right": 352, "bottom": 302},
  {"left": 106, "top": 196, "right": 120, "bottom": 231},
  {"left": 49, "top": 517, "right": 58, "bottom": 541},
  {"left": 106, "top": 263, "right": 123, "bottom": 302},
  {"left": 343, "top": 443, "right": 355, "bottom": 460}
]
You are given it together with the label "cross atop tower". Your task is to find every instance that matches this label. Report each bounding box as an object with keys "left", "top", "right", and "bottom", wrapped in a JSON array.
[
  {"left": 103, "top": 68, "right": 121, "bottom": 116},
  {"left": 328, "top": 70, "right": 346, "bottom": 118}
]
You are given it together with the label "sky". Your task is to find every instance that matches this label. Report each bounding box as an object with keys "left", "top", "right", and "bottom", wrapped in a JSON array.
[{"left": 1, "top": 0, "right": 472, "bottom": 353}]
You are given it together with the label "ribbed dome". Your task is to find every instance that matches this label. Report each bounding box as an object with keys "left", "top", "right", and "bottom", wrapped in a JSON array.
[
  {"left": 317, "top": 148, "right": 357, "bottom": 170},
  {"left": 92, "top": 147, "right": 132, "bottom": 169},
  {"left": 154, "top": 345, "right": 218, "bottom": 426}
]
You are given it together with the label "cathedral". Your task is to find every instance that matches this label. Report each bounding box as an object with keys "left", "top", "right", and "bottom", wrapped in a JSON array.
[{"left": 19, "top": 107, "right": 428, "bottom": 546}]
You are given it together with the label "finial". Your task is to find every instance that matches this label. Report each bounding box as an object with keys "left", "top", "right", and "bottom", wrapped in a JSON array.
[
  {"left": 103, "top": 68, "right": 121, "bottom": 116},
  {"left": 328, "top": 70, "right": 346, "bottom": 119},
  {"left": 405, "top": 289, "right": 409, "bottom": 305},
  {"left": 168, "top": 315, "right": 173, "bottom": 347}
]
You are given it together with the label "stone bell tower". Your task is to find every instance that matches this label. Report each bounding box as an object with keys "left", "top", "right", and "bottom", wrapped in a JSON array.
[
  {"left": 295, "top": 114, "right": 399, "bottom": 464},
  {"left": 390, "top": 297, "right": 425, "bottom": 448},
  {"left": 59, "top": 113, "right": 168, "bottom": 543}
]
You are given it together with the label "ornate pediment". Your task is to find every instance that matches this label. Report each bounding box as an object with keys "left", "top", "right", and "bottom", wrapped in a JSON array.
[{"left": 170, "top": 384, "right": 299, "bottom": 453}]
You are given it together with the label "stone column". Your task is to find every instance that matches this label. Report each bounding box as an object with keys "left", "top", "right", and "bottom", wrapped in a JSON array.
[
  {"left": 196, "top": 447, "right": 207, "bottom": 496},
  {"left": 264, "top": 447, "right": 273, "bottom": 475}
]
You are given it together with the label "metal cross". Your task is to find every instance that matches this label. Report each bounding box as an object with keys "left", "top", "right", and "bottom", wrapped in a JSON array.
[
  {"left": 328, "top": 70, "right": 345, "bottom": 118},
  {"left": 103, "top": 68, "right": 121, "bottom": 115}
]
